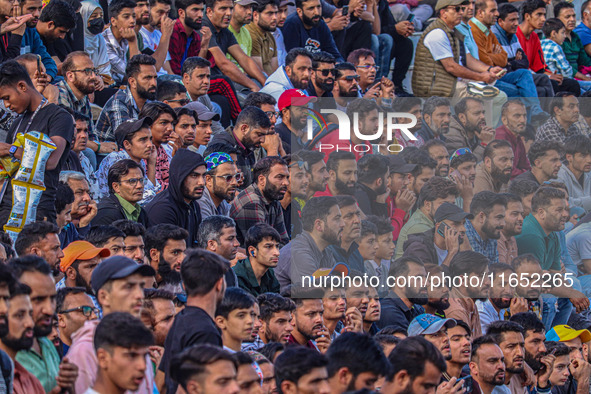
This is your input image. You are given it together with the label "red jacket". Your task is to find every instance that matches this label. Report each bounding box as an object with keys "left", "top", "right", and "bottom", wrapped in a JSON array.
[{"left": 387, "top": 195, "right": 409, "bottom": 242}]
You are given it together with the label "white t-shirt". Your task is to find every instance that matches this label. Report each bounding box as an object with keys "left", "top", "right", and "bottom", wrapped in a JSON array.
[
  {"left": 140, "top": 26, "right": 170, "bottom": 75},
  {"left": 423, "top": 28, "right": 468, "bottom": 66},
  {"left": 434, "top": 244, "right": 448, "bottom": 266},
  {"left": 83, "top": 389, "right": 100, "bottom": 394}
]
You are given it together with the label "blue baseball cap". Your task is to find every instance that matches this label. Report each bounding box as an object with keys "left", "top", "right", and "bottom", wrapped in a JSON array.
[
  {"left": 408, "top": 314, "right": 457, "bottom": 336},
  {"left": 91, "top": 256, "right": 155, "bottom": 293}
]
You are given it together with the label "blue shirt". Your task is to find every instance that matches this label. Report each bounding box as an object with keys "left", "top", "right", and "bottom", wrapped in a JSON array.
[
  {"left": 456, "top": 21, "right": 480, "bottom": 60},
  {"left": 574, "top": 23, "right": 591, "bottom": 47},
  {"left": 465, "top": 219, "right": 499, "bottom": 264}
]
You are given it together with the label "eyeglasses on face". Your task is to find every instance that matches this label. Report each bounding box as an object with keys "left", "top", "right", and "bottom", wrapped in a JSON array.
[
  {"left": 71, "top": 68, "right": 99, "bottom": 76},
  {"left": 265, "top": 111, "right": 279, "bottom": 120},
  {"left": 341, "top": 75, "right": 361, "bottom": 82},
  {"left": 446, "top": 5, "right": 461, "bottom": 12},
  {"left": 356, "top": 64, "right": 380, "bottom": 72},
  {"left": 216, "top": 173, "right": 243, "bottom": 182},
  {"left": 60, "top": 306, "right": 99, "bottom": 317},
  {"left": 168, "top": 99, "right": 190, "bottom": 106},
  {"left": 315, "top": 68, "right": 337, "bottom": 76},
  {"left": 119, "top": 177, "right": 145, "bottom": 186}
]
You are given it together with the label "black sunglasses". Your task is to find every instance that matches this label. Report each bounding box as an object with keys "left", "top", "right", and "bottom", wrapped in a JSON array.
[{"left": 315, "top": 69, "right": 336, "bottom": 77}]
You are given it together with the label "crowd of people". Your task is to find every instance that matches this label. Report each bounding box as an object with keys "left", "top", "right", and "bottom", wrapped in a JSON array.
[{"left": 0, "top": 0, "right": 591, "bottom": 392}]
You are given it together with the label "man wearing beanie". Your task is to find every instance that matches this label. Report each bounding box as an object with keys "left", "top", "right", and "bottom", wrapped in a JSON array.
[{"left": 146, "top": 149, "right": 207, "bottom": 248}]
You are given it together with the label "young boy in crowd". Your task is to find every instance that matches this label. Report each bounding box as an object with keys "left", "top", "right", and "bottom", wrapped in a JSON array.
[
  {"left": 365, "top": 215, "right": 395, "bottom": 296},
  {"left": 542, "top": 19, "right": 591, "bottom": 93},
  {"left": 215, "top": 287, "right": 259, "bottom": 353},
  {"left": 357, "top": 220, "right": 379, "bottom": 267}
]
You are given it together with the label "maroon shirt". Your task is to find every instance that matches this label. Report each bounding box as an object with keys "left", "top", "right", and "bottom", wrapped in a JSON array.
[
  {"left": 169, "top": 19, "right": 216, "bottom": 75},
  {"left": 495, "top": 125, "right": 531, "bottom": 179}
]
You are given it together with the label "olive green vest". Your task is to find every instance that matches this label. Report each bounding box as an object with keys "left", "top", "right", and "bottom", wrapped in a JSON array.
[{"left": 411, "top": 18, "right": 464, "bottom": 97}]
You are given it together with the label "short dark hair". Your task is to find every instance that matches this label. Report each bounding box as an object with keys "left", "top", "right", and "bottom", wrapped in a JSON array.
[
  {"left": 197, "top": 215, "right": 236, "bottom": 248},
  {"left": 14, "top": 222, "right": 59, "bottom": 257},
  {"left": 9, "top": 255, "right": 52, "bottom": 278},
  {"left": 470, "top": 191, "right": 507, "bottom": 216},
  {"left": 423, "top": 97, "right": 450, "bottom": 117},
  {"left": 107, "top": 159, "right": 145, "bottom": 194},
  {"left": 94, "top": 312, "right": 154, "bottom": 352},
  {"left": 511, "top": 253, "right": 541, "bottom": 271},
  {"left": 510, "top": 312, "right": 545, "bottom": 337},
  {"left": 346, "top": 48, "right": 375, "bottom": 65},
  {"left": 544, "top": 341, "right": 570, "bottom": 358},
  {"left": 112, "top": 219, "right": 146, "bottom": 238},
  {"left": 346, "top": 98, "right": 380, "bottom": 123},
  {"left": 245, "top": 223, "right": 281, "bottom": 251},
  {"left": 360, "top": 220, "right": 378, "bottom": 239},
  {"left": 254, "top": 0, "right": 279, "bottom": 13},
  {"left": 389, "top": 256, "right": 424, "bottom": 278},
  {"left": 531, "top": 187, "right": 566, "bottom": 212},
  {"left": 326, "top": 151, "right": 356, "bottom": 173},
  {"left": 449, "top": 251, "right": 489, "bottom": 277},
  {"left": 334, "top": 62, "right": 356, "bottom": 79},
  {"left": 392, "top": 96, "right": 423, "bottom": 113},
  {"left": 243, "top": 92, "right": 277, "bottom": 108},
  {"left": 366, "top": 215, "right": 394, "bottom": 236},
  {"left": 142, "top": 288, "right": 175, "bottom": 324},
  {"left": 483, "top": 139, "right": 512, "bottom": 161},
  {"left": 302, "top": 196, "right": 339, "bottom": 232},
  {"left": 176, "top": 0, "right": 203, "bottom": 11},
  {"left": 542, "top": 18, "right": 565, "bottom": 38},
  {"left": 406, "top": 150, "right": 437, "bottom": 178},
  {"left": 174, "top": 107, "right": 198, "bottom": 125},
  {"left": 109, "top": 0, "right": 137, "bottom": 19},
  {"left": 498, "top": 3, "right": 519, "bottom": 19},
  {"left": 285, "top": 48, "right": 312, "bottom": 68},
  {"left": 418, "top": 177, "right": 459, "bottom": 208},
  {"left": 56, "top": 182, "right": 75, "bottom": 215},
  {"left": 170, "top": 345, "right": 237, "bottom": 391},
  {"left": 149, "top": 0, "right": 171, "bottom": 5},
  {"left": 257, "top": 292, "right": 296, "bottom": 322},
  {"left": 39, "top": 0, "right": 76, "bottom": 29},
  {"left": 0, "top": 263, "right": 17, "bottom": 295},
  {"left": 521, "top": 0, "right": 547, "bottom": 18},
  {"left": 564, "top": 135, "right": 591, "bottom": 158},
  {"left": 527, "top": 140, "right": 564, "bottom": 166},
  {"left": 259, "top": 342, "right": 285, "bottom": 362},
  {"left": 145, "top": 224, "right": 189, "bottom": 254},
  {"left": 0, "top": 60, "right": 34, "bottom": 89},
  {"left": 157, "top": 80, "right": 187, "bottom": 102},
  {"left": 499, "top": 192, "right": 522, "bottom": 205},
  {"left": 252, "top": 156, "right": 287, "bottom": 182},
  {"left": 181, "top": 56, "right": 211, "bottom": 77},
  {"left": 215, "top": 287, "right": 256, "bottom": 319},
  {"left": 454, "top": 97, "right": 483, "bottom": 115},
  {"left": 312, "top": 51, "right": 336, "bottom": 68},
  {"left": 357, "top": 154, "right": 389, "bottom": 184},
  {"left": 486, "top": 321, "right": 525, "bottom": 345},
  {"left": 235, "top": 106, "right": 272, "bottom": 130},
  {"left": 508, "top": 180, "right": 539, "bottom": 199},
  {"left": 275, "top": 347, "right": 328, "bottom": 393},
  {"left": 326, "top": 332, "right": 389, "bottom": 378},
  {"left": 299, "top": 150, "right": 325, "bottom": 171},
  {"left": 138, "top": 101, "right": 177, "bottom": 124},
  {"left": 56, "top": 287, "right": 87, "bottom": 313},
  {"left": 125, "top": 54, "right": 156, "bottom": 81},
  {"left": 86, "top": 226, "right": 126, "bottom": 248},
  {"left": 386, "top": 336, "right": 446, "bottom": 382},
  {"left": 501, "top": 99, "right": 526, "bottom": 118},
  {"left": 471, "top": 335, "right": 499, "bottom": 361},
  {"left": 181, "top": 249, "right": 230, "bottom": 297}
]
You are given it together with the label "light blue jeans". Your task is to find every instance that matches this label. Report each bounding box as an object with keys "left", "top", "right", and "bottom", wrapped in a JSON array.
[
  {"left": 371, "top": 34, "right": 394, "bottom": 80},
  {"left": 495, "top": 69, "right": 546, "bottom": 117},
  {"left": 542, "top": 296, "right": 573, "bottom": 331}
]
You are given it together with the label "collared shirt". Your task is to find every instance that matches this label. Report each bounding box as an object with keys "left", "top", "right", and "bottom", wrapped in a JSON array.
[
  {"left": 515, "top": 214, "right": 561, "bottom": 271},
  {"left": 246, "top": 22, "right": 277, "bottom": 76},
  {"left": 574, "top": 23, "right": 591, "bottom": 47},
  {"left": 79, "top": 152, "right": 99, "bottom": 199},
  {"left": 95, "top": 88, "right": 142, "bottom": 143},
  {"left": 233, "top": 259, "right": 280, "bottom": 297},
  {"left": 169, "top": 19, "right": 212, "bottom": 75},
  {"left": 541, "top": 38, "right": 574, "bottom": 77},
  {"left": 465, "top": 219, "right": 499, "bottom": 264},
  {"left": 94, "top": 150, "right": 160, "bottom": 204},
  {"left": 563, "top": 31, "right": 591, "bottom": 74},
  {"left": 272, "top": 29, "right": 287, "bottom": 66},
  {"left": 395, "top": 209, "right": 434, "bottom": 259},
  {"left": 328, "top": 242, "right": 365, "bottom": 274},
  {"left": 14, "top": 360, "right": 44, "bottom": 394},
  {"left": 497, "top": 232, "right": 518, "bottom": 265},
  {"left": 535, "top": 116, "right": 582, "bottom": 144},
  {"left": 115, "top": 193, "right": 141, "bottom": 222},
  {"left": 16, "top": 337, "right": 60, "bottom": 393},
  {"left": 56, "top": 79, "right": 96, "bottom": 140},
  {"left": 445, "top": 287, "right": 482, "bottom": 338},
  {"left": 102, "top": 27, "right": 129, "bottom": 83},
  {"left": 456, "top": 21, "right": 479, "bottom": 59},
  {"left": 198, "top": 186, "right": 231, "bottom": 219},
  {"left": 377, "top": 294, "right": 425, "bottom": 332},
  {"left": 230, "top": 183, "right": 289, "bottom": 246},
  {"left": 491, "top": 23, "right": 522, "bottom": 59},
  {"left": 287, "top": 334, "right": 319, "bottom": 350}
]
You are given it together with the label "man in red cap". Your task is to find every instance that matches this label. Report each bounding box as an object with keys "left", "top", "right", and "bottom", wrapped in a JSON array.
[
  {"left": 276, "top": 89, "right": 317, "bottom": 154},
  {"left": 57, "top": 241, "right": 110, "bottom": 296}
]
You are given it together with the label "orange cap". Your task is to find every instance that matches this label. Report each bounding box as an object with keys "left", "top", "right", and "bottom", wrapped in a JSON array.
[{"left": 60, "top": 241, "right": 110, "bottom": 272}]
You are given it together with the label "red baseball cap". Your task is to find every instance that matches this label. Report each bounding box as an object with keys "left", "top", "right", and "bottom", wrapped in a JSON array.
[{"left": 278, "top": 89, "right": 317, "bottom": 111}]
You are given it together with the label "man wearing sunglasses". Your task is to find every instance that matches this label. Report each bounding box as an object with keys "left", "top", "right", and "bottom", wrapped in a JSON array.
[
  {"left": 56, "top": 287, "right": 100, "bottom": 353},
  {"left": 200, "top": 152, "right": 241, "bottom": 219},
  {"left": 308, "top": 51, "right": 336, "bottom": 100}
]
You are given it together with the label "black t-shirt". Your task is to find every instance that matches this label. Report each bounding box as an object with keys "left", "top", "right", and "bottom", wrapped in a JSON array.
[
  {"left": 203, "top": 17, "right": 238, "bottom": 76},
  {"left": 0, "top": 103, "right": 74, "bottom": 223},
  {"left": 160, "top": 306, "right": 223, "bottom": 394}
]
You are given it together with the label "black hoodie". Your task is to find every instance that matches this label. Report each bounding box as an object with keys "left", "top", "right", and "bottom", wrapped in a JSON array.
[{"left": 145, "top": 149, "right": 205, "bottom": 247}]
